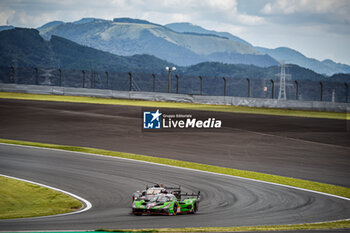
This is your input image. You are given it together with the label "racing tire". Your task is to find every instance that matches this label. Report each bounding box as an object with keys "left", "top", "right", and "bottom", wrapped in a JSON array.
[
  {"left": 173, "top": 204, "right": 178, "bottom": 216},
  {"left": 132, "top": 210, "right": 142, "bottom": 216},
  {"left": 190, "top": 203, "right": 198, "bottom": 214}
]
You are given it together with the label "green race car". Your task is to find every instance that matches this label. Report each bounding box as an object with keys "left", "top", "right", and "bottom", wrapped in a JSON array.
[{"left": 132, "top": 185, "right": 200, "bottom": 216}]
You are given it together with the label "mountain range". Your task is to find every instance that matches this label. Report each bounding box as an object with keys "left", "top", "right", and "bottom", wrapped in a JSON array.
[
  {"left": 254, "top": 47, "right": 350, "bottom": 76},
  {"left": 1, "top": 27, "right": 348, "bottom": 83},
  {"left": 0, "top": 27, "right": 173, "bottom": 72},
  {"left": 165, "top": 22, "right": 252, "bottom": 46},
  {"left": 0, "top": 27, "right": 349, "bottom": 102},
  {"left": 1, "top": 17, "right": 349, "bottom": 76},
  {"left": 165, "top": 22, "right": 350, "bottom": 76},
  {"left": 37, "top": 18, "right": 278, "bottom": 68}
]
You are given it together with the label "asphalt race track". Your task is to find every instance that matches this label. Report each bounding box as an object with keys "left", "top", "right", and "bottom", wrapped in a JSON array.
[
  {"left": 0, "top": 143, "right": 349, "bottom": 231},
  {"left": 0, "top": 98, "right": 349, "bottom": 232},
  {"left": 0, "top": 99, "right": 349, "bottom": 187}
]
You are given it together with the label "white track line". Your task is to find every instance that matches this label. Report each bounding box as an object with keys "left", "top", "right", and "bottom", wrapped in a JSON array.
[
  {"left": 1, "top": 142, "right": 350, "bottom": 223},
  {"left": 228, "top": 126, "right": 350, "bottom": 150},
  {"left": 0, "top": 174, "right": 92, "bottom": 219}
]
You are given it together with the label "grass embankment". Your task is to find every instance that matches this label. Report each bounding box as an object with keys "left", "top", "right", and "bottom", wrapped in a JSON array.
[
  {"left": 0, "top": 92, "right": 348, "bottom": 120},
  {"left": 1, "top": 138, "right": 350, "bottom": 232},
  {"left": 96, "top": 220, "right": 350, "bottom": 232},
  {"left": 0, "top": 176, "right": 82, "bottom": 219}
]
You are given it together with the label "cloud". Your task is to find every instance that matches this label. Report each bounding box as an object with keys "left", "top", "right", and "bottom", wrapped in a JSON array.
[
  {"left": 260, "top": 0, "right": 350, "bottom": 24},
  {"left": 261, "top": 0, "right": 337, "bottom": 14},
  {"left": 0, "top": 0, "right": 265, "bottom": 28},
  {"left": 0, "top": 8, "right": 15, "bottom": 25}
]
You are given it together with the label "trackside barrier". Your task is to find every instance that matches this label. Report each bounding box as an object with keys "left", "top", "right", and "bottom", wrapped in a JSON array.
[{"left": 0, "top": 83, "right": 349, "bottom": 113}]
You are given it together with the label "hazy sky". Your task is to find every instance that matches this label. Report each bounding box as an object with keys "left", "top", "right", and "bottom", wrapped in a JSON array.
[{"left": 1, "top": 0, "right": 349, "bottom": 65}]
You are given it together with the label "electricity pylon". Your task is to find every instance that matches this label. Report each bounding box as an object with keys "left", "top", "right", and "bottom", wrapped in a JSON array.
[{"left": 276, "top": 61, "right": 291, "bottom": 100}]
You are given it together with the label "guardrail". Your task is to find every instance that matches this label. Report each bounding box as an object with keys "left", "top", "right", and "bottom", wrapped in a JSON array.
[{"left": 0, "top": 83, "right": 349, "bottom": 113}]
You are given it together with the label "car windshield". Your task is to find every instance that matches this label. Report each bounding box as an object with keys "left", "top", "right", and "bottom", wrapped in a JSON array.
[{"left": 149, "top": 195, "right": 173, "bottom": 203}]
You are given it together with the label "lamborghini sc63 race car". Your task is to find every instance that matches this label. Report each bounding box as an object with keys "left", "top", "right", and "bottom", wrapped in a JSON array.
[{"left": 131, "top": 184, "right": 200, "bottom": 215}]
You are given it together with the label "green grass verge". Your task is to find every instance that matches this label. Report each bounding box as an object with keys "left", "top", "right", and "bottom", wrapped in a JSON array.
[
  {"left": 96, "top": 219, "right": 350, "bottom": 232},
  {"left": 0, "top": 176, "right": 82, "bottom": 219},
  {"left": 0, "top": 92, "right": 348, "bottom": 120},
  {"left": 0, "top": 138, "right": 349, "bottom": 231}
]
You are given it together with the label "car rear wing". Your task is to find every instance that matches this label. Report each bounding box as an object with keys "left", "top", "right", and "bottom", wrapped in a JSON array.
[
  {"left": 180, "top": 191, "right": 201, "bottom": 201},
  {"left": 165, "top": 186, "right": 181, "bottom": 189},
  {"left": 145, "top": 184, "right": 181, "bottom": 190}
]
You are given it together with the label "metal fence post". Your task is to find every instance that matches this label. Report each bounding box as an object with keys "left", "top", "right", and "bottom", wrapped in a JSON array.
[
  {"left": 320, "top": 82, "right": 323, "bottom": 101},
  {"left": 129, "top": 72, "right": 132, "bottom": 91},
  {"left": 167, "top": 70, "right": 171, "bottom": 93},
  {"left": 58, "top": 69, "right": 62, "bottom": 87},
  {"left": 152, "top": 73, "right": 156, "bottom": 92},
  {"left": 105, "top": 71, "right": 109, "bottom": 89},
  {"left": 295, "top": 80, "right": 298, "bottom": 100},
  {"left": 91, "top": 71, "right": 94, "bottom": 88},
  {"left": 246, "top": 78, "right": 250, "bottom": 97},
  {"left": 82, "top": 70, "right": 85, "bottom": 88},
  {"left": 345, "top": 83, "right": 348, "bottom": 103},
  {"left": 270, "top": 79, "right": 274, "bottom": 99},
  {"left": 175, "top": 75, "right": 179, "bottom": 94},
  {"left": 199, "top": 76, "right": 203, "bottom": 95},
  {"left": 35, "top": 67, "right": 39, "bottom": 85},
  {"left": 10, "top": 66, "right": 15, "bottom": 83},
  {"left": 223, "top": 77, "right": 226, "bottom": 96}
]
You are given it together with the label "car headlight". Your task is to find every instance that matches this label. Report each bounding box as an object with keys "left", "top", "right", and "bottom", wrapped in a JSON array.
[{"left": 163, "top": 203, "right": 171, "bottom": 209}]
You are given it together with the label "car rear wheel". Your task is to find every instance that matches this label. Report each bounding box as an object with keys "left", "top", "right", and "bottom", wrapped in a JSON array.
[
  {"left": 173, "top": 204, "right": 178, "bottom": 216},
  {"left": 190, "top": 203, "right": 198, "bottom": 214}
]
